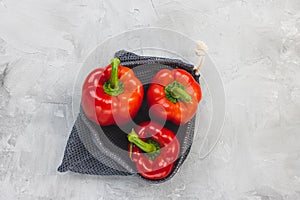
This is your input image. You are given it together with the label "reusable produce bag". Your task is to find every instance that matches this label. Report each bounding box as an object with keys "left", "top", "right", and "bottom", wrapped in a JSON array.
[{"left": 58, "top": 50, "right": 200, "bottom": 183}]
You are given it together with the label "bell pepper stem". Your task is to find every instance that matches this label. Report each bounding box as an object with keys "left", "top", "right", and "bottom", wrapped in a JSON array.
[
  {"left": 165, "top": 81, "right": 192, "bottom": 103},
  {"left": 109, "top": 58, "right": 120, "bottom": 89},
  {"left": 128, "top": 129, "right": 157, "bottom": 153},
  {"left": 103, "top": 58, "right": 124, "bottom": 96},
  {"left": 170, "top": 87, "right": 192, "bottom": 102}
]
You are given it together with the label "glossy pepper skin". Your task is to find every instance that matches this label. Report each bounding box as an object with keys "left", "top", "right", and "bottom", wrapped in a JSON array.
[
  {"left": 81, "top": 58, "right": 144, "bottom": 126},
  {"left": 128, "top": 122, "right": 180, "bottom": 180},
  {"left": 147, "top": 69, "right": 201, "bottom": 125}
]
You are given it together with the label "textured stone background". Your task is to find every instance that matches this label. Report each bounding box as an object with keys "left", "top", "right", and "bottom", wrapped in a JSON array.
[{"left": 0, "top": 0, "right": 300, "bottom": 199}]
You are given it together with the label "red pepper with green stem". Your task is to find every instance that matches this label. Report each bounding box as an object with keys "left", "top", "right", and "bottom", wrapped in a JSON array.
[
  {"left": 147, "top": 69, "right": 201, "bottom": 125},
  {"left": 127, "top": 122, "right": 180, "bottom": 180},
  {"left": 81, "top": 58, "right": 144, "bottom": 126}
]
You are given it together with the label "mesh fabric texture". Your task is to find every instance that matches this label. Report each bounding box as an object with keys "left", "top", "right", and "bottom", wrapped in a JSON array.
[{"left": 58, "top": 50, "right": 200, "bottom": 183}]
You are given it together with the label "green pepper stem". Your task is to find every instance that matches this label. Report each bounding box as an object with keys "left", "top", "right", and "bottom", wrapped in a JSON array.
[
  {"left": 128, "top": 129, "right": 157, "bottom": 153},
  {"left": 103, "top": 58, "right": 124, "bottom": 96},
  {"left": 170, "top": 87, "right": 192, "bottom": 102},
  {"left": 165, "top": 81, "right": 192, "bottom": 103},
  {"left": 109, "top": 58, "right": 120, "bottom": 89}
]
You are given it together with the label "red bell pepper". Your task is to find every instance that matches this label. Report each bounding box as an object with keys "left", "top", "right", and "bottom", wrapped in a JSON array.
[
  {"left": 81, "top": 58, "right": 144, "bottom": 126},
  {"left": 127, "top": 122, "right": 180, "bottom": 180},
  {"left": 147, "top": 69, "right": 201, "bottom": 125}
]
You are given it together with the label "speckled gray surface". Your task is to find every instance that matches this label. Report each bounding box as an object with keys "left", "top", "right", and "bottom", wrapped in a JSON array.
[{"left": 0, "top": 0, "right": 300, "bottom": 199}]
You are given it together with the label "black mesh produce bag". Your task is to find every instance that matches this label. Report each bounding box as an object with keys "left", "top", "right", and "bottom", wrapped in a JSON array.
[{"left": 58, "top": 50, "right": 200, "bottom": 183}]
